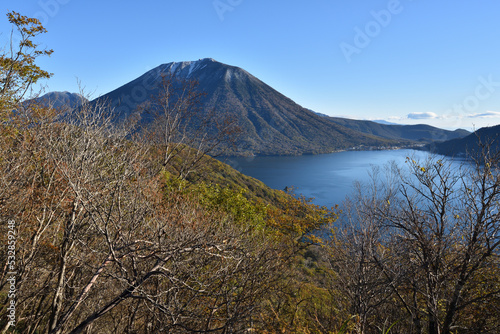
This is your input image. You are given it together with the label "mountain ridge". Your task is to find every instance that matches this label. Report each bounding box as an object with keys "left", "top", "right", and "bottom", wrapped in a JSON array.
[
  {"left": 429, "top": 124, "right": 500, "bottom": 157},
  {"left": 324, "top": 116, "right": 470, "bottom": 143}
]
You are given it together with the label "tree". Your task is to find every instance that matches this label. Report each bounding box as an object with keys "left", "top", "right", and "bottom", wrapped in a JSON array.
[
  {"left": 140, "top": 74, "right": 240, "bottom": 180},
  {"left": 0, "top": 91, "right": 287, "bottom": 333},
  {"left": 0, "top": 17, "right": 284, "bottom": 330},
  {"left": 324, "top": 164, "right": 402, "bottom": 334},
  {"left": 332, "top": 150, "right": 500, "bottom": 334},
  {"left": 0, "top": 11, "right": 53, "bottom": 111}
]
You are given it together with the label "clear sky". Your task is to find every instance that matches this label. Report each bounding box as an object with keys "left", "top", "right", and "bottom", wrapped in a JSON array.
[{"left": 1, "top": 0, "right": 500, "bottom": 130}]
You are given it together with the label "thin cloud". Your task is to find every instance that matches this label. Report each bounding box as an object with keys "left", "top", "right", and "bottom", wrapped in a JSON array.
[
  {"left": 407, "top": 112, "right": 438, "bottom": 120},
  {"left": 467, "top": 111, "right": 500, "bottom": 118}
]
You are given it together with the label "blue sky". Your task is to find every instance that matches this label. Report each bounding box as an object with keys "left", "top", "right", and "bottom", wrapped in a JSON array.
[{"left": 1, "top": 0, "right": 500, "bottom": 130}]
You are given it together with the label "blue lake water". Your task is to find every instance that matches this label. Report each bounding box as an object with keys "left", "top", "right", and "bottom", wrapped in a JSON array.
[{"left": 221, "top": 149, "right": 439, "bottom": 207}]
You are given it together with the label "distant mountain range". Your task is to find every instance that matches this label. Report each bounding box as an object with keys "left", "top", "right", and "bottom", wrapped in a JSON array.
[
  {"left": 429, "top": 124, "right": 500, "bottom": 158},
  {"left": 35, "top": 59, "right": 472, "bottom": 156},
  {"left": 324, "top": 117, "right": 469, "bottom": 143},
  {"left": 372, "top": 120, "right": 398, "bottom": 126},
  {"left": 29, "top": 91, "right": 87, "bottom": 110}
]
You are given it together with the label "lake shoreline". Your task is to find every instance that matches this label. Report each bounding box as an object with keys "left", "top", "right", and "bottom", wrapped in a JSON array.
[
  {"left": 221, "top": 149, "right": 452, "bottom": 207},
  {"left": 218, "top": 143, "right": 428, "bottom": 159}
]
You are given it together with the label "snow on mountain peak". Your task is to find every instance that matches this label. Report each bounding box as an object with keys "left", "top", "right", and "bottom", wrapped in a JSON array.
[{"left": 160, "top": 58, "right": 217, "bottom": 78}]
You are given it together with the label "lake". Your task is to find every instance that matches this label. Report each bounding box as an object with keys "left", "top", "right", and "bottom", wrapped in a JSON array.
[{"left": 221, "top": 149, "right": 440, "bottom": 207}]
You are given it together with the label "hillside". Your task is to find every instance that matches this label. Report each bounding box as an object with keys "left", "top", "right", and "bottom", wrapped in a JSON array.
[
  {"left": 429, "top": 124, "right": 500, "bottom": 157},
  {"left": 325, "top": 117, "right": 470, "bottom": 143}
]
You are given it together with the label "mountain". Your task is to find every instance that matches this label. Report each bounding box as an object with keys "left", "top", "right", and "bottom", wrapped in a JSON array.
[
  {"left": 429, "top": 124, "right": 500, "bottom": 157},
  {"left": 92, "top": 58, "right": 469, "bottom": 156},
  {"left": 324, "top": 117, "right": 470, "bottom": 143},
  {"left": 93, "top": 58, "right": 407, "bottom": 156},
  {"left": 310, "top": 110, "right": 330, "bottom": 118},
  {"left": 29, "top": 91, "right": 87, "bottom": 110},
  {"left": 372, "top": 120, "right": 399, "bottom": 125}
]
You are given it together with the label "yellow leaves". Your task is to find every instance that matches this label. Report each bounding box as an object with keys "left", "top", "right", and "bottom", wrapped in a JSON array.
[
  {"left": 267, "top": 192, "right": 338, "bottom": 239},
  {"left": 1, "top": 10, "right": 53, "bottom": 108},
  {"left": 7, "top": 11, "right": 46, "bottom": 34},
  {"left": 405, "top": 157, "right": 428, "bottom": 173}
]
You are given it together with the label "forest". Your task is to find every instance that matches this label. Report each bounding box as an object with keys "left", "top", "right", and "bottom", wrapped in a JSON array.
[{"left": 1, "top": 12, "right": 499, "bottom": 334}]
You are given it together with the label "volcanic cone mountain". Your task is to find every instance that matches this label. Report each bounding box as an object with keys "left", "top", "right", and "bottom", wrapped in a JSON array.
[{"left": 94, "top": 58, "right": 408, "bottom": 155}]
